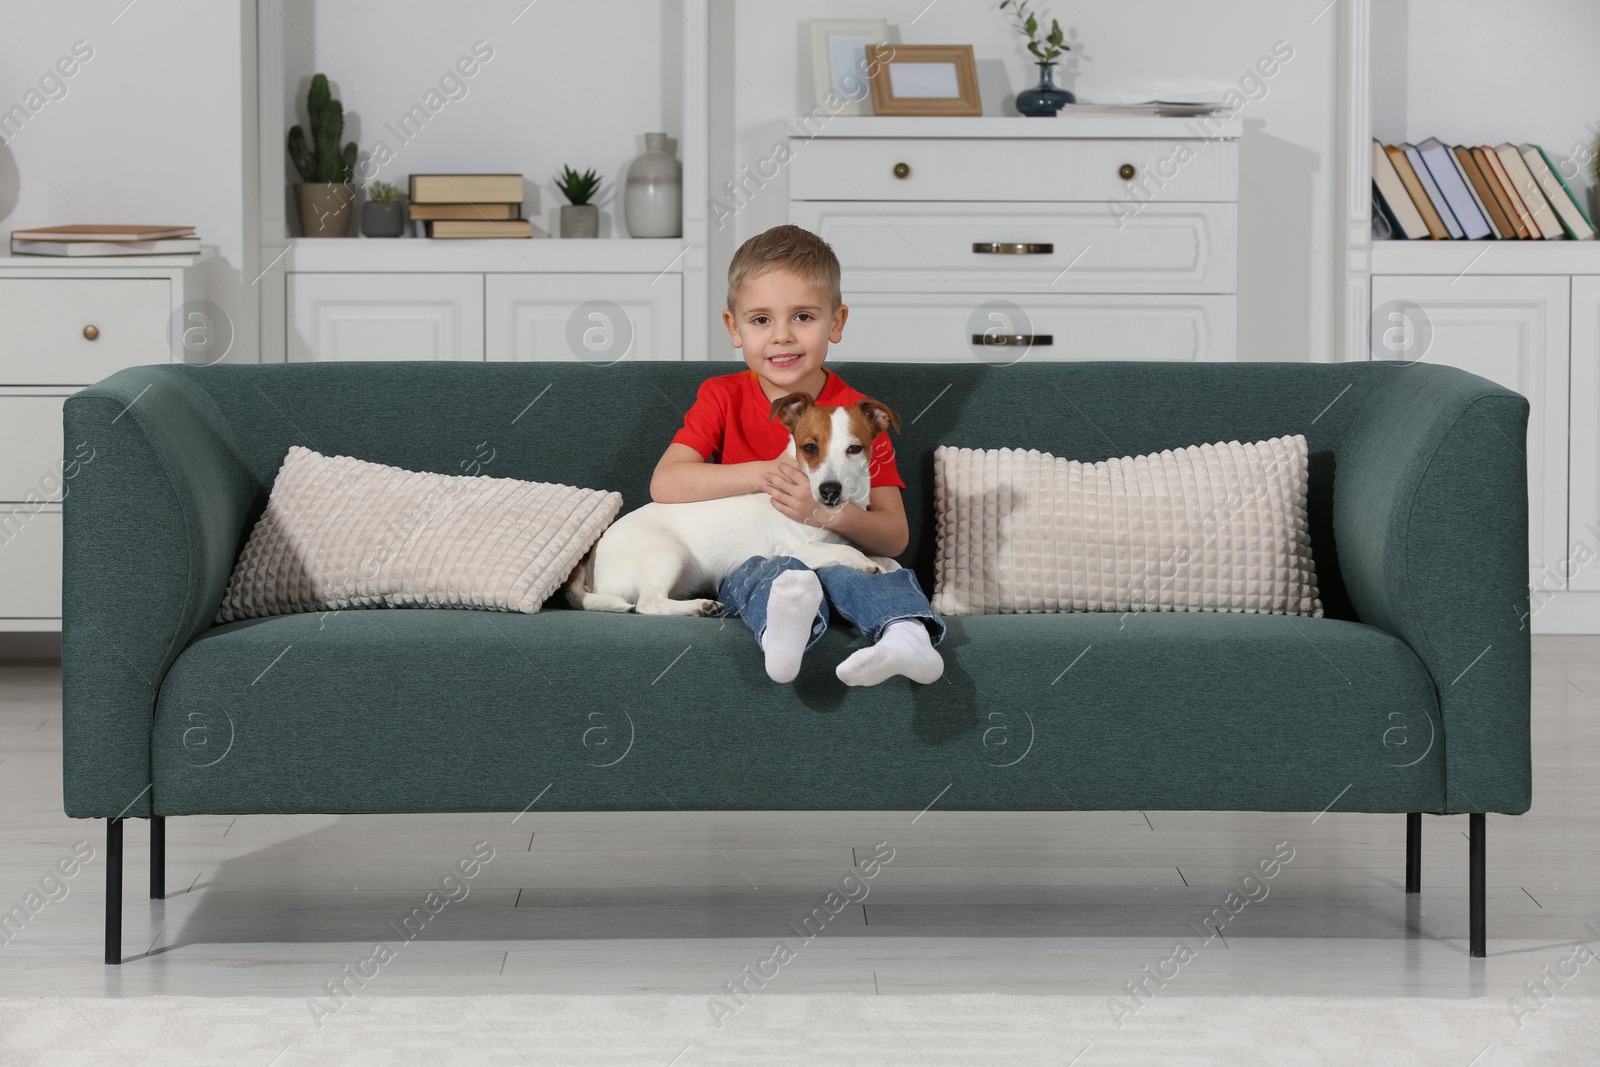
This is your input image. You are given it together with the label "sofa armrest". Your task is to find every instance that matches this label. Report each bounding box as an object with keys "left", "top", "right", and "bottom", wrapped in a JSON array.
[
  {"left": 1333, "top": 362, "right": 1532, "bottom": 814},
  {"left": 61, "top": 366, "right": 257, "bottom": 819}
]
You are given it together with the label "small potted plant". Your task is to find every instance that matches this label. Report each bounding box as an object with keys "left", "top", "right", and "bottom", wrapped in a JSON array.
[
  {"left": 287, "top": 74, "right": 358, "bottom": 236},
  {"left": 362, "top": 181, "right": 406, "bottom": 238},
  {"left": 1000, "top": 0, "right": 1074, "bottom": 116},
  {"left": 555, "top": 165, "right": 602, "bottom": 238}
]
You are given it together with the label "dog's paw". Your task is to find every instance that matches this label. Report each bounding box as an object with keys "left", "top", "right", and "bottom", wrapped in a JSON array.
[{"left": 701, "top": 600, "right": 728, "bottom": 617}]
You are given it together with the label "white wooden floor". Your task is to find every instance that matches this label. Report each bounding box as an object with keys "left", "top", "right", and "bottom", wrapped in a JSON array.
[{"left": 1, "top": 637, "right": 1596, "bottom": 1003}]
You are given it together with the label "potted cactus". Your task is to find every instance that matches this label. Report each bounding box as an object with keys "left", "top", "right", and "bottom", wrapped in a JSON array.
[
  {"left": 361, "top": 181, "right": 406, "bottom": 238},
  {"left": 287, "top": 73, "right": 358, "bottom": 237},
  {"left": 555, "top": 165, "right": 602, "bottom": 238}
]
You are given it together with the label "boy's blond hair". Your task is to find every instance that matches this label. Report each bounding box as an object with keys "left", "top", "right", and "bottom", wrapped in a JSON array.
[{"left": 726, "top": 224, "right": 842, "bottom": 312}]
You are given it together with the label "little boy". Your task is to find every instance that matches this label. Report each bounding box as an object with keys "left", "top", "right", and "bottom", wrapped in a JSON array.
[{"left": 650, "top": 224, "right": 946, "bottom": 686}]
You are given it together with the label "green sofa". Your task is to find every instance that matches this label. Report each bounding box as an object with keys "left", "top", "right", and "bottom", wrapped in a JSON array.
[{"left": 61, "top": 359, "right": 1531, "bottom": 963}]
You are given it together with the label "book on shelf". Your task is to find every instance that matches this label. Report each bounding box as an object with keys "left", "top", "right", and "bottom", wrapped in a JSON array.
[
  {"left": 1404, "top": 143, "right": 1465, "bottom": 238},
  {"left": 1496, "top": 144, "right": 1563, "bottom": 239},
  {"left": 11, "top": 235, "right": 201, "bottom": 256},
  {"left": 1454, "top": 146, "right": 1516, "bottom": 239},
  {"left": 10, "top": 223, "right": 195, "bottom": 242},
  {"left": 1384, "top": 145, "right": 1450, "bottom": 239},
  {"left": 425, "top": 219, "right": 533, "bottom": 239},
  {"left": 1522, "top": 145, "right": 1596, "bottom": 240},
  {"left": 408, "top": 174, "right": 524, "bottom": 204},
  {"left": 408, "top": 202, "right": 521, "bottom": 221},
  {"left": 1371, "top": 140, "right": 1429, "bottom": 239},
  {"left": 1416, "top": 138, "right": 1491, "bottom": 239},
  {"left": 1477, "top": 147, "right": 1535, "bottom": 237},
  {"left": 1372, "top": 139, "right": 1594, "bottom": 240}
]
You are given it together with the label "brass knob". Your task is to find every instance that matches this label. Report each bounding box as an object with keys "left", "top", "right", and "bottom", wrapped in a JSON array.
[
  {"left": 1118, "top": 163, "right": 1137, "bottom": 181},
  {"left": 83, "top": 325, "right": 99, "bottom": 341},
  {"left": 893, "top": 162, "right": 911, "bottom": 179}
]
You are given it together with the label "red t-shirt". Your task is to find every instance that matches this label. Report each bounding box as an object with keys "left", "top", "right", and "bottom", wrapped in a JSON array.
[{"left": 670, "top": 367, "right": 906, "bottom": 490}]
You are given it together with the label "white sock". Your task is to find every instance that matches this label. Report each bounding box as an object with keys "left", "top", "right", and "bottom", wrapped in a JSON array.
[
  {"left": 836, "top": 619, "right": 944, "bottom": 687},
  {"left": 761, "top": 569, "right": 823, "bottom": 683}
]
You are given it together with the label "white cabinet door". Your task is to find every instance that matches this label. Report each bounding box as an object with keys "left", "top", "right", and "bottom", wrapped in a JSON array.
[
  {"left": 484, "top": 274, "right": 682, "bottom": 362},
  {"left": 1569, "top": 277, "right": 1600, "bottom": 590},
  {"left": 288, "top": 273, "right": 484, "bottom": 361},
  {"left": 1371, "top": 275, "right": 1568, "bottom": 587},
  {"left": 0, "top": 508, "right": 62, "bottom": 620},
  {"left": 829, "top": 292, "right": 1235, "bottom": 363}
]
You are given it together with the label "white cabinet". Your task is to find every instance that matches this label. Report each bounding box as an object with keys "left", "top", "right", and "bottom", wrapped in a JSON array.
[
  {"left": 1569, "top": 277, "right": 1600, "bottom": 591},
  {"left": 830, "top": 292, "right": 1234, "bottom": 364},
  {"left": 0, "top": 254, "right": 205, "bottom": 630},
  {"left": 288, "top": 273, "right": 485, "bottom": 361},
  {"left": 786, "top": 116, "right": 1240, "bottom": 363},
  {"left": 485, "top": 274, "right": 682, "bottom": 361},
  {"left": 1370, "top": 274, "right": 1569, "bottom": 588}
]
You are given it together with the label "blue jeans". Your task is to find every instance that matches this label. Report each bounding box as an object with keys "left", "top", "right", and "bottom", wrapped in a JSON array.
[{"left": 718, "top": 555, "right": 947, "bottom": 651}]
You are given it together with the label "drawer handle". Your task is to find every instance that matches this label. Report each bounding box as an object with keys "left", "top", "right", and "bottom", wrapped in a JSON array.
[
  {"left": 83, "top": 325, "right": 100, "bottom": 341},
  {"left": 893, "top": 162, "right": 911, "bottom": 179},
  {"left": 972, "top": 333, "right": 1053, "bottom": 347},
  {"left": 1118, "top": 163, "right": 1137, "bottom": 181},
  {"left": 973, "top": 242, "right": 1054, "bottom": 255}
]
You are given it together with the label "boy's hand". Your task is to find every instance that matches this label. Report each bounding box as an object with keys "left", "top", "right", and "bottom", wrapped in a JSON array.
[{"left": 762, "top": 458, "right": 832, "bottom": 527}]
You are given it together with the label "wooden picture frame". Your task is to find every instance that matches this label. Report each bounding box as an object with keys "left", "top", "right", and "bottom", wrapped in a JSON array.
[
  {"left": 809, "top": 19, "right": 893, "bottom": 116},
  {"left": 866, "top": 44, "right": 982, "bottom": 117}
]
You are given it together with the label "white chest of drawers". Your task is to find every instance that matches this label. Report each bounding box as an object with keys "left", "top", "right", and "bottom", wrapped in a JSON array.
[
  {"left": 785, "top": 116, "right": 1240, "bottom": 363},
  {"left": 0, "top": 253, "right": 206, "bottom": 630}
]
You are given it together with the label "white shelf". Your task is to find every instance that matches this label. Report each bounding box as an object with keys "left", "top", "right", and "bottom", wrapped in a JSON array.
[
  {"left": 785, "top": 115, "right": 1241, "bottom": 140},
  {"left": 1370, "top": 240, "right": 1600, "bottom": 275},
  {"left": 281, "top": 237, "right": 692, "bottom": 274}
]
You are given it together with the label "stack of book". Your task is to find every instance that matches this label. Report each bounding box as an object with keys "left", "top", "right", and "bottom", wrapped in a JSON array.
[
  {"left": 1373, "top": 138, "right": 1595, "bottom": 240},
  {"left": 10, "top": 224, "right": 200, "bottom": 256},
  {"left": 408, "top": 174, "right": 532, "bottom": 238}
]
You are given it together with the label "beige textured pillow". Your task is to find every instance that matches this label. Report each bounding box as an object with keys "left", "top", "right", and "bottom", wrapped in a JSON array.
[
  {"left": 215, "top": 446, "right": 622, "bottom": 623},
  {"left": 932, "top": 436, "right": 1322, "bottom": 617}
]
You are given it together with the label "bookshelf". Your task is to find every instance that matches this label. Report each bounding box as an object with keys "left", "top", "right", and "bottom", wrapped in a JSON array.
[
  {"left": 250, "top": 0, "right": 709, "bottom": 363},
  {"left": 1337, "top": 0, "right": 1600, "bottom": 631}
]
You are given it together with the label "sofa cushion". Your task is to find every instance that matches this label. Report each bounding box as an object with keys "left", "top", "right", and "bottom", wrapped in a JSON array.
[
  {"left": 932, "top": 436, "right": 1322, "bottom": 617},
  {"left": 213, "top": 445, "right": 621, "bottom": 623},
  {"left": 151, "top": 607, "right": 1443, "bottom": 816}
]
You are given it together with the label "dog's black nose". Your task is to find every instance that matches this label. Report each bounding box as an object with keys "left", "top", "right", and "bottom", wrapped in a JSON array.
[{"left": 819, "top": 481, "right": 842, "bottom": 506}]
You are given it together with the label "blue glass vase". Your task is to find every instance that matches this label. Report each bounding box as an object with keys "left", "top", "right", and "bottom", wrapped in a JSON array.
[{"left": 1016, "top": 61, "right": 1074, "bottom": 116}]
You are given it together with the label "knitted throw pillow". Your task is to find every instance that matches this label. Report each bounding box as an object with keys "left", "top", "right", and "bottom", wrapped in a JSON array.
[
  {"left": 215, "top": 445, "right": 621, "bottom": 623},
  {"left": 931, "top": 435, "right": 1322, "bottom": 617}
]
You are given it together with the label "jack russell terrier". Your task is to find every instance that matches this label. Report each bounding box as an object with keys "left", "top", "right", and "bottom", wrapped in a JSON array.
[{"left": 564, "top": 391, "right": 902, "bottom": 617}]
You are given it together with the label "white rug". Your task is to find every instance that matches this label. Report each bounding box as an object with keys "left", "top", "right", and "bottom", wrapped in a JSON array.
[{"left": 4, "top": 994, "right": 1595, "bottom": 1066}]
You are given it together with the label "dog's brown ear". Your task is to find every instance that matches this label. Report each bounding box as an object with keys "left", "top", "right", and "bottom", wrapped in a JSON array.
[
  {"left": 772, "top": 391, "right": 812, "bottom": 429},
  {"left": 856, "top": 397, "right": 901, "bottom": 436}
]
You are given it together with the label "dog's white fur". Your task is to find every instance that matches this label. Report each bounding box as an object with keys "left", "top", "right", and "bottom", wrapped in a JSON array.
[{"left": 564, "top": 392, "right": 901, "bottom": 617}]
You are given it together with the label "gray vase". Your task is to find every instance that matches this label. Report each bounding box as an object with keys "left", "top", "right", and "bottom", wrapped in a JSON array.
[
  {"left": 361, "top": 201, "right": 405, "bottom": 238},
  {"left": 560, "top": 203, "right": 599, "bottom": 238},
  {"left": 624, "top": 133, "right": 682, "bottom": 238}
]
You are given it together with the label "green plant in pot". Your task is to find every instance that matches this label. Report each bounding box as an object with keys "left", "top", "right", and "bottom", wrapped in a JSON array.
[
  {"left": 287, "top": 73, "right": 359, "bottom": 237},
  {"left": 555, "top": 165, "right": 602, "bottom": 238},
  {"left": 1001, "top": 0, "right": 1074, "bottom": 116},
  {"left": 361, "top": 180, "right": 406, "bottom": 238}
]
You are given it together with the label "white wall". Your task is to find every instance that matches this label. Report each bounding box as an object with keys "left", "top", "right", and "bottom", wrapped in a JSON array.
[
  {"left": 0, "top": 0, "right": 255, "bottom": 362},
  {"left": 1373, "top": 0, "right": 1600, "bottom": 213},
  {"left": 709, "top": 0, "right": 1342, "bottom": 362}
]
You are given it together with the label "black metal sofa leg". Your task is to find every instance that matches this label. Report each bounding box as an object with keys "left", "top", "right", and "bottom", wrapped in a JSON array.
[
  {"left": 1470, "top": 813, "right": 1486, "bottom": 958},
  {"left": 105, "top": 817, "right": 123, "bottom": 965},
  {"left": 1405, "top": 812, "right": 1421, "bottom": 894},
  {"left": 150, "top": 816, "right": 165, "bottom": 900}
]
